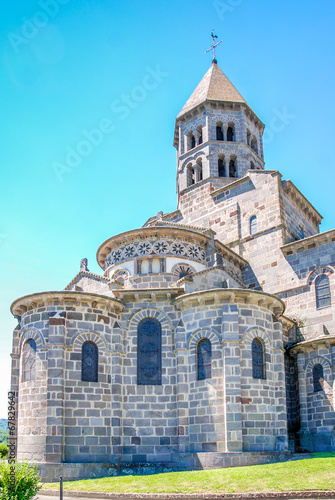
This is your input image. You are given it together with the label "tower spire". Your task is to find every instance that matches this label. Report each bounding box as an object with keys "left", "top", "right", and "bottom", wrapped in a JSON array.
[{"left": 205, "top": 29, "right": 222, "bottom": 64}]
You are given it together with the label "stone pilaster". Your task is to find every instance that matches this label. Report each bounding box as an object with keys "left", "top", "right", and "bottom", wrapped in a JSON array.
[{"left": 45, "top": 314, "right": 66, "bottom": 463}]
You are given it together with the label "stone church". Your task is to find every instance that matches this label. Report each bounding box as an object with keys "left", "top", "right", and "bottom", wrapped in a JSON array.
[{"left": 10, "top": 57, "right": 335, "bottom": 481}]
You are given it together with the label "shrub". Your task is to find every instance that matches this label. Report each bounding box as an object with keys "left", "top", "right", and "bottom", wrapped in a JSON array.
[
  {"left": 0, "top": 460, "right": 42, "bottom": 500},
  {"left": 0, "top": 445, "right": 8, "bottom": 460}
]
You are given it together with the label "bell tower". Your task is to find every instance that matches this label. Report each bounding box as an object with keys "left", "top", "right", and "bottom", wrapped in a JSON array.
[{"left": 173, "top": 54, "right": 265, "bottom": 206}]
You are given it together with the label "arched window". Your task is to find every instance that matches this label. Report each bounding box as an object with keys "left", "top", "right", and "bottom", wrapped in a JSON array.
[
  {"left": 250, "top": 161, "right": 255, "bottom": 170},
  {"left": 251, "top": 137, "right": 258, "bottom": 154},
  {"left": 216, "top": 124, "right": 224, "bottom": 141},
  {"left": 247, "top": 130, "right": 251, "bottom": 145},
  {"left": 187, "top": 164, "right": 194, "bottom": 186},
  {"left": 218, "top": 157, "right": 225, "bottom": 177},
  {"left": 187, "top": 132, "right": 195, "bottom": 151},
  {"left": 82, "top": 341, "right": 98, "bottom": 382},
  {"left": 196, "top": 158, "right": 203, "bottom": 182},
  {"left": 315, "top": 274, "right": 331, "bottom": 309},
  {"left": 313, "top": 364, "right": 324, "bottom": 392},
  {"left": 229, "top": 157, "right": 236, "bottom": 177},
  {"left": 137, "top": 318, "right": 162, "bottom": 385},
  {"left": 23, "top": 339, "right": 36, "bottom": 382},
  {"left": 227, "top": 123, "right": 234, "bottom": 142},
  {"left": 197, "top": 338, "right": 211, "bottom": 380},
  {"left": 252, "top": 338, "right": 265, "bottom": 379},
  {"left": 250, "top": 215, "right": 257, "bottom": 235}
]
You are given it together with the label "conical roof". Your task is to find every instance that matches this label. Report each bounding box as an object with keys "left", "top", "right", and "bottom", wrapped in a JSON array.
[{"left": 177, "top": 62, "right": 247, "bottom": 118}]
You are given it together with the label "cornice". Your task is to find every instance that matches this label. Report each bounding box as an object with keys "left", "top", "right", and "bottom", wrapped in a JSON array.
[
  {"left": 11, "top": 291, "right": 124, "bottom": 318},
  {"left": 281, "top": 228, "right": 335, "bottom": 256},
  {"left": 173, "top": 288, "right": 285, "bottom": 315},
  {"left": 96, "top": 226, "right": 212, "bottom": 270},
  {"left": 112, "top": 288, "right": 184, "bottom": 302},
  {"left": 281, "top": 180, "right": 323, "bottom": 225},
  {"left": 289, "top": 335, "right": 335, "bottom": 352}
]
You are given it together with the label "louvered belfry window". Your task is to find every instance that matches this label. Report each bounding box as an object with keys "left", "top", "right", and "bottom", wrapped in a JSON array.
[
  {"left": 137, "top": 318, "right": 162, "bottom": 385},
  {"left": 252, "top": 338, "right": 265, "bottom": 379},
  {"left": 197, "top": 338, "right": 212, "bottom": 380},
  {"left": 82, "top": 341, "right": 98, "bottom": 382},
  {"left": 313, "top": 364, "right": 324, "bottom": 392},
  {"left": 23, "top": 339, "right": 36, "bottom": 382},
  {"left": 315, "top": 274, "right": 331, "bottom": 309}
]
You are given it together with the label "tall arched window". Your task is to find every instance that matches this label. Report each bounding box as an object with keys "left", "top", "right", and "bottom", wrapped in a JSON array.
[
  {"left": 197, "top": 338, "right": 211, "bottom": 380},
  {"left": 250, "top": 215, "right": 257, "bottom": 235},
  {"left": 187, "top": 132, "right": 195, "bottom": 151},
  {"left": 138, "top": 318, "right": 162, "bottom": 385},
  {"left": 196, "top": 158, "right": 203, "bottom": 182},
  {"left": 82, "top": 341, "right": 98, "bottom": 382},
  {"left": 216, "top": 124, "right": 224, "bottom": 141},
  {"left": 187, "top": 164, "right": 194, "bottom": 186},
  {"left": 313, "top": 364, "right": 324, "bottom": 392},
  {"left": 229, "top": 157, "right": 236, "bottom": 177},
  {"left": 252, "top": 338, "right": 265, "bottom": 379},
  {"left": 227, "top": 123, "right": 234, "bottom": 141},
  {"left": 251, "top": 137, "right": 258, "bottom": 154},
  {"left": 218, "top": 156, "right": 225, "bottom": 177},
  {"left": 315, "top": 274, "right": 331, "bottom": 309},
  {"left": 23, "top": 339, "right": 36, "bottom": 382}
]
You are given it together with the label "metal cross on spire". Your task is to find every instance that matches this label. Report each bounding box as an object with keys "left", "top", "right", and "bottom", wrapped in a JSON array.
[{"left": 205, "top": 29, "right": 222, "bottom": 64}]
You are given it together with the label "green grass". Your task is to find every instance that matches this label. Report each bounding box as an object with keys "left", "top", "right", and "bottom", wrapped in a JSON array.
[{"left": 43, "top": 453, "right": 335, "bottom": 494}]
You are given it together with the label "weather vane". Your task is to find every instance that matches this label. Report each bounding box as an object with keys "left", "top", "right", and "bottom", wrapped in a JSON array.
[{"left": 205, "top": 29, "right": 222, "bottom": 64}]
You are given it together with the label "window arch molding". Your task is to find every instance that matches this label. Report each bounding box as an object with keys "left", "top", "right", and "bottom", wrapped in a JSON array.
[
  {"left": 242, "top": 326, "right": 271, "bottom": 344},
  {"left": 307, "top": 266, "right": 334, "bottom": 286},
  {"left": 19, "top": 327, "right": 46, "bottom": 353},
  {"left": 305, "top": 356, "right": 331, "bottom": 394},
  {"left": 171, "top": 262, "right": 196, "bottom": 280},
  {"left": 70, "top": 330, "right": 106, "bottom": 350},
  {"left": 187, "top": 327, "right": 222, "bottom": 350},
  {"left": 127, "top": 307, "right": 173, "bottom": 338},
  {"left": 180, "top": 152, "right": 206, "bottom": 174}
]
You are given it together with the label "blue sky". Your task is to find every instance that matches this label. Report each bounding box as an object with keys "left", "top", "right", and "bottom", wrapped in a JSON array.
[{"left": 1, "top": 0, "right": 335, "bottom": 418}]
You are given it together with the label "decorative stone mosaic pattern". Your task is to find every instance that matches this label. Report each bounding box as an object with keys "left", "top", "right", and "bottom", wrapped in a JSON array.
[{"left": 105, "top": 238, "right": 206, "bottom": 269}]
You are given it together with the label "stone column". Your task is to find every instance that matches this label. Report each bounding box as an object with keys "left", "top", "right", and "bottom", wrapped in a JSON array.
[
  {"left": 175, "top": 318, "right": 190, "bottom": 454},
  {"left": 297, "top": 349, "right": 308, "bottom": 430},
  {"left": 45, "top": 314, "right": 66, "bottom": 463},
  {"left": 111, "top": 322, "right": 123, "bottom": 461},
  {"left": 222, "top": 125, "right": 227, "bottom": 142},
  {"left": 222, "top": 304, "right": 242, "bottom": 452},
  {"left": 331, "top": 345, "right": 335, "bottom": 403}
]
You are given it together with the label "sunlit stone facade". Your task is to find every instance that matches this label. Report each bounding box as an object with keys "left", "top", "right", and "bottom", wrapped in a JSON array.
[{"left": 10, "top": 61, "right": 335, "bottom": 481}]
